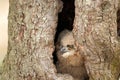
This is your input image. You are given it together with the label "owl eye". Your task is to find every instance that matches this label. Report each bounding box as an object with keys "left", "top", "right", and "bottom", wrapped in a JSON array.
[{"left": 67, "top": 45, "right": 74, "bottom": 49}]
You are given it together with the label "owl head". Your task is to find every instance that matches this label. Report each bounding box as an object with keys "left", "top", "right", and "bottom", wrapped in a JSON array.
[
  {"left": 59, "top": 44, "right": 76, "bottom": 58},
  {"left": 56, "top": 29, "right": 76, "bottom": 58},
  {"left": 58, "top": 29, "right": 75, "bottom": 47}
]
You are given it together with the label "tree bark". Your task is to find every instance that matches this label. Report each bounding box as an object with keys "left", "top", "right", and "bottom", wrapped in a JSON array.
[
  {"left": 73, "top": 0, "right": 120, "bottom": 80},
  {"left": 0, "top": 0, "right": 67, "bottom": 80},
  {"left": 1, "top": 0, "right": 76, "bottom": 80},
  {"left": 1, "top": 0, "right": 120, "bottom": 80}
]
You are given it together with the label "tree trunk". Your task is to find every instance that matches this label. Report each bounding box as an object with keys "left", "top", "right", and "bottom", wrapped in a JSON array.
[
  {"left": 1, "top": 0, "right": 120, "bottom": 80},
  {"left": 0, "top": 0, "right": 67, "bottom": 80},
  {"left": 73, "top": 0, "right": 120, "bottom": 80}
]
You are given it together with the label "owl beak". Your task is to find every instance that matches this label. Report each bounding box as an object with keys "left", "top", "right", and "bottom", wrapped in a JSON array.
[{"left": 60, "top": 47, "right": 68, "bottom": 53}]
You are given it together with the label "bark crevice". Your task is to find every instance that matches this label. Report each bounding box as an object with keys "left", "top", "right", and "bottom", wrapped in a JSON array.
[
  {"left": 117, "top": 9, "right": 120, "bottom": 36},
  {"left": 53, "top": 0, "right": 75, "bottom": 64}
]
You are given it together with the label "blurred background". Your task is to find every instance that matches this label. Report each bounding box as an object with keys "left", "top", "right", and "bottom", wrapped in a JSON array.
[{"left": 0, "top": 0, "right": 9, "bottom": 65}]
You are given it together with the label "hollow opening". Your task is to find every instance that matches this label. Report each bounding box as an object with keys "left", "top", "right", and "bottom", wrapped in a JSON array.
[
  {"left": 52, "top": 1, "right": 89, "bottom": 79},
  {"left": 53, "top": 0, "right": 75, "bottom": 64},
  {"left": 117, "top": 9, "right": 120, "bottom": 36}
]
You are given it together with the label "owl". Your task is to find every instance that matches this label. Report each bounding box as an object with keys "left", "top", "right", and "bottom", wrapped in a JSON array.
[{"left": 56, "top": 29, "right": 89, "bottom": 80}]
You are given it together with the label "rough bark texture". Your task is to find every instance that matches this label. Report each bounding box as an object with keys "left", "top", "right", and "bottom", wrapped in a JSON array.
[
  {"left": 1, "top": 0, "right": 120, "bottom": 80},
  {"left": 73, "top": 0, "right": 120, "bottom": 80},
  {"left": 0, "top": 0, "right": 77, "bottom": 80},
  {"left": 0, "top": 0, "right": 73, "bottom": 80}
]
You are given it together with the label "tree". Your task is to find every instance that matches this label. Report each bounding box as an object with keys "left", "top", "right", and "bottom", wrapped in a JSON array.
[
  {"left": 1, "top": 0, "right": 63, "bottom": 80},
  {"left": 0, "top": 0, "right": 120, "bottom": 80},
  {"left": 73, "top": 0, "right": 120, "bottom": 80}
]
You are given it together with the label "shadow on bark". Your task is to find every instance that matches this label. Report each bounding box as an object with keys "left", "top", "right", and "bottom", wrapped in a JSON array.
[{"left": 117, "top": 9, "right": 120, "bottom": 36}]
